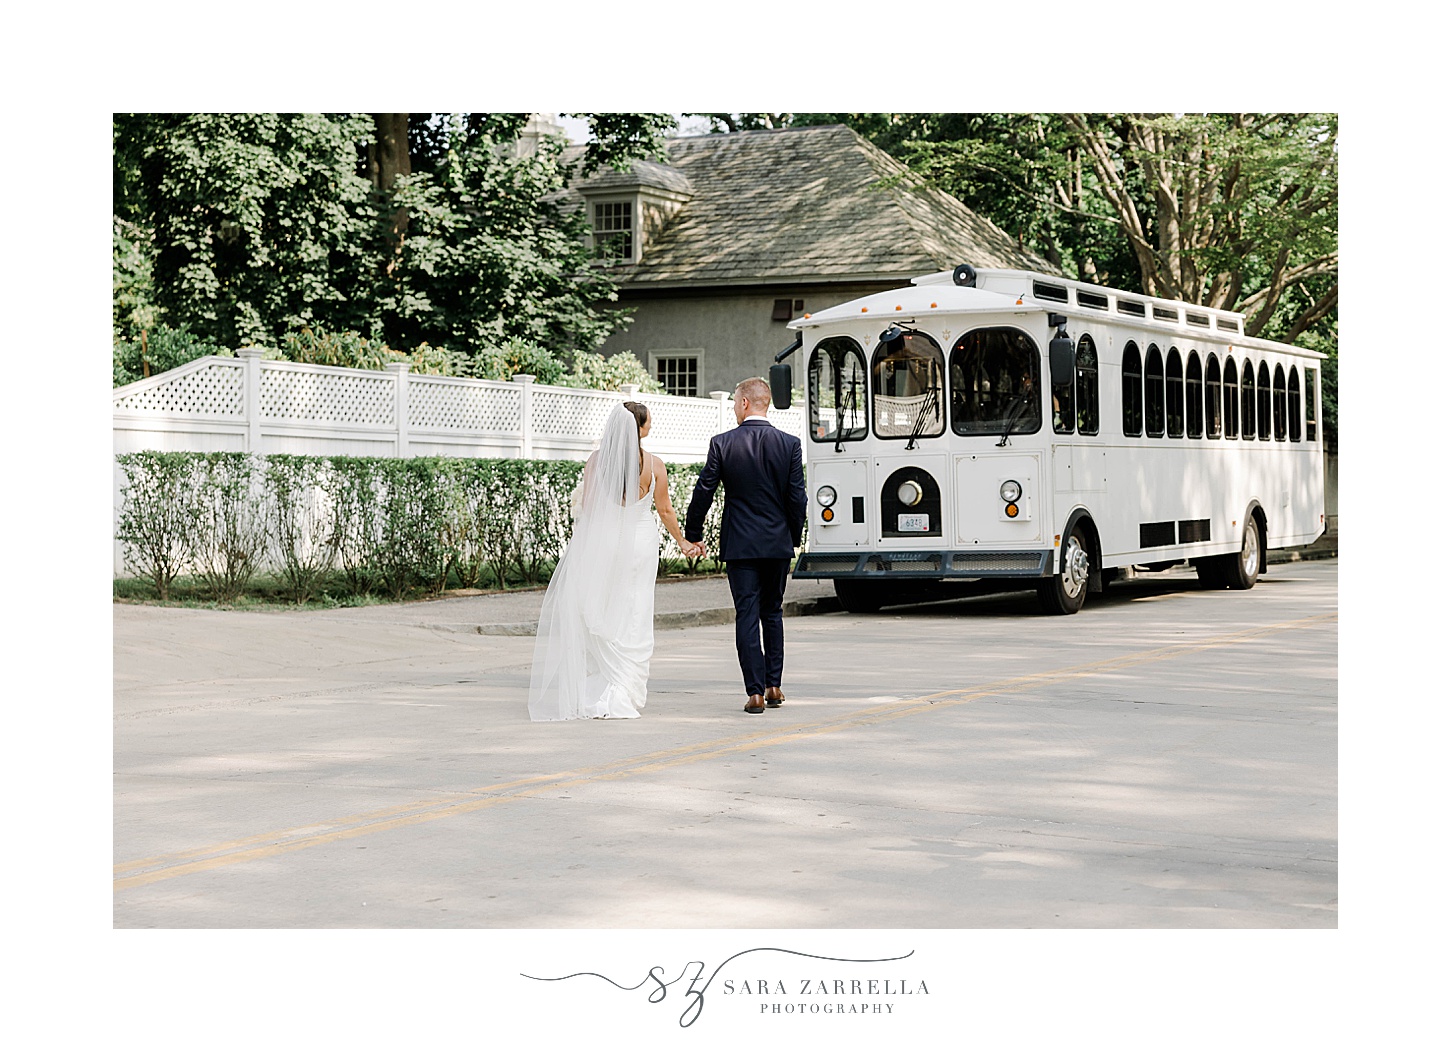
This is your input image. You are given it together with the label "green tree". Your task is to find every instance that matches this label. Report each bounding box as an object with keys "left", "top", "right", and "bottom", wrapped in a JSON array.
[
  {"left": 114, "top": 113, "right": 379, "bottom": 350},
  {"left": 114, "top": 113, "right": 677, "bottom": 361}
]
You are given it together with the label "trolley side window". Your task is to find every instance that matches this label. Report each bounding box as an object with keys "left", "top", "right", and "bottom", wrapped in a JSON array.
[
  {"left": 1205, "top": 353, "right": 1222, "bottom": 438},
  {"left": 1289, "top": 366, "right": 1302, "bottom": 441},
  {"left": 1145, "top": 345, "right": 1165, "bottom": 438},
  {"left": 1122, "top": 341, "right": 1143, "bottom": 437},
  {"left": 949, "top": 327, "right": 1042, "bottom": 437},
  {"left": 1273, "top": 363, "right": 1288, "bottom": 441},
  {"left": 1166, "top": 347, "right": 1185, "bottom": 438},
  {"left": 1241, "top": 361, "right": 1256, "bottom": 439},
  {"left": 1186, "top": 350, "right": 1204, "bottom": 438},
  {"left": 808, "top": 337, "right": 868, "bottom": 444},
  {"left": 1257, "top": 361, "right": 1272, "bottom": 441},
  {"left": 1305, "top": 368, "right": 1317, "bottom": 441},
  {"left": 1224, "top": 356, "right": 1240, "bottom": 439},
  {"left": 1075, "top": 334, "right": 1099, "bottom": 436},
  {"left": 872, "top": 330, "right": 945, "bottom": 441}
]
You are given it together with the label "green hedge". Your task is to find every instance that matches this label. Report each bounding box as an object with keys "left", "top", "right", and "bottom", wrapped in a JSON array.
[{"left": 115, "top": 452, "right": 724, "bottom": 602}]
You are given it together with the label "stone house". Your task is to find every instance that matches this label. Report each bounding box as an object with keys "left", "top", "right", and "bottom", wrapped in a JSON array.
[{"left": 553, "top": 122, "right": 1057, "bottom": 398}]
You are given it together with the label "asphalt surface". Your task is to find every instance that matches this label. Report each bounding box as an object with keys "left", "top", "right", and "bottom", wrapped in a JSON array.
[{"left": 114, "top": 552, "right": 1337, "bottom": 930}]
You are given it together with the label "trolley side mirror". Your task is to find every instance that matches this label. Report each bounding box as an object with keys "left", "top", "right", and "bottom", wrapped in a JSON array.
[
  {"left": 769, "top": 363, "right": 793, "bottom": 410},
  {"left": 1049, "top": 331, "right": 1075, "bottom": 388}
]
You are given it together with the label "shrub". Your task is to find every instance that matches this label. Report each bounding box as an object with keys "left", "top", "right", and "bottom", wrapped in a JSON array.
[
  {"left": 265, "top": 455, "right": 339, "bottom": 603},
  {"left": 468, "top": 336, "right": 566, "bottom": 385},
  {"left": 562, "top": 349, "right": 664, "bottom": 393},
  {"left": 281, "top": 327, "right": 401, "bottom": 370},
  {"left": 116, "top": 451, "right": 203, "bottom": 598},
  {"left": 329, "top": 456, "right": 382, "bottom": 594},
  {"left": 113, "top": 326, "right": 231, "bottom": 387},
  {"left": 192, "top": 453, "right": 269, "bottom": 601}
]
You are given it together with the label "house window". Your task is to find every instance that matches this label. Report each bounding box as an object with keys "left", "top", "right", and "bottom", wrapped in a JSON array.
[
  {"left": 653, "top": 353, "right": 699, "bottom": 397},
  {"left": 593, "top": 201, "right": 633, "bottom": 263},
  {"left": 772, "top": 299, "right": 803, "bottom": 321}
]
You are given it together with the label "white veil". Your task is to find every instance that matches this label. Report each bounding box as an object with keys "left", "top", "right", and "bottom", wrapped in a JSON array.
[{"left": 528, "top": 405, "right": 642, "bottom": 720}]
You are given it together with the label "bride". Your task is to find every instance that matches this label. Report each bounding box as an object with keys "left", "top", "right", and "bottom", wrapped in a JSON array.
[{"left": 528, "top": 402, "right": 699, "bottom": 720}]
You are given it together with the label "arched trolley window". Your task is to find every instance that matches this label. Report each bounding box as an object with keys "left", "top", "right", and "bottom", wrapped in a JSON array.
[
  {"left": 871, "top": 329, "right": 945, "bottom": 441},
  {"left": 1166, "top": 347, "right": 1185, "bottom": 438},
  {"left": 1205, "top": 353, "right": 1222, "bottom": 438},
  {"left": 1223, "top": 356, "right": 1239, "bottom": 439},
  {"left": 1257, "top": 361, "right": 1272, "bottom": 441},
  {"left": 1273, "top": 363, "right": 1288, "bottom": 441},
  {"left": 1241, "top": 360, "right": 1256, "bottom": 439},
  {"left": 1186, "top": 351, "right": 1204, "bottom": 438},
  {"left": 949, "top": 327, "right": 1041, "bottom": 437},
  {"left": 1145, "top": 345, "right": 1165, "bottom": 438},
  {"left": 808, "top": 337, "right": 868, "bottom": 446},
  {"left": 1122, "top": 341, "right": 1143, "bottom": 437},
  {"left": 1289, "top": 366, "right": 1302, "bottom": 442},
  {"left": 1305, "top": 369, "right": 1318, "bottom": 441},
  {"left": 1055, "top": 334, "right": 1099, "bottom": 435}
]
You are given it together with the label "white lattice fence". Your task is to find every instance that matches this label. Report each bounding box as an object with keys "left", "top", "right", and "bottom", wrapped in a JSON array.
[
  {"left": 114, "top": 351, "right": 805, "bottom": 573},
  {"left": 114, "top": 350, "right": 804, "bottom": 461}
]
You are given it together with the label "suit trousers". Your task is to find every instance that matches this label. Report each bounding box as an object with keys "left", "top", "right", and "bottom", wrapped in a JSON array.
[{"left": 725, "top": 558, "right": 791, "bottom": 696}]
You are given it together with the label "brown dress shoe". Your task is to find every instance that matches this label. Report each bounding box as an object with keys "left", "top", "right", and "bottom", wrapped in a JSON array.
[
  {"left": 744, "top": 693, "right": 765, "bottom": 714},
  {"left": 765, "top": 686, "right": 784, "bottom": 708}
]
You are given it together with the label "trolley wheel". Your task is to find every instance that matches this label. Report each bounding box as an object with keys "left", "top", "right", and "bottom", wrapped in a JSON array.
[
  {"left": 833, "top": 577, "right": 884, "bottom": 614},
  {"left": 1037, "top": 525, "right": 1090, "bottom": 615},
  {"left": 1194, "top": 557, "right": 1229, "bottom": 589},
  {"left": 1226, "top": 518, "right": 1262, "bottom": 590}
]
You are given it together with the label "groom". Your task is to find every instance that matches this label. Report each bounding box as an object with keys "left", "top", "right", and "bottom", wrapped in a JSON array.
[{"left": 685, "top": 377, "right": 808, "bottom": 714}]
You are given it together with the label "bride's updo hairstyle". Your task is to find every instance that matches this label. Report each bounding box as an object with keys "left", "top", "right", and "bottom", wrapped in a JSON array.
[{"left": 623, "top": 401, "right": 649, "bottom": 435}]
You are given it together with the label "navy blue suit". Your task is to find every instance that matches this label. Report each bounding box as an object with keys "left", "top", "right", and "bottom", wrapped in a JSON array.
[{"left": 685, "top": 417, "right": 808, "bottom": 696}]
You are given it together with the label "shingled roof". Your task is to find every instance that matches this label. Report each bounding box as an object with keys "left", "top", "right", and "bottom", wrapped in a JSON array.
[{"left": 568, "top": 124, "right": 1057, "bottom": 288}]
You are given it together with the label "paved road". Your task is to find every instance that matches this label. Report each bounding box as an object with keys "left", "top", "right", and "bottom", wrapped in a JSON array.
[{"left": 114, "top": 562, "right": 1337, "bottom": 928}]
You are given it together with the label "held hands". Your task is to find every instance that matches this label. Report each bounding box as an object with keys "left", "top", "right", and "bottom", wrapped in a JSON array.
[{"left": 678, "top": 539, "right": 707, "bottom": 560}]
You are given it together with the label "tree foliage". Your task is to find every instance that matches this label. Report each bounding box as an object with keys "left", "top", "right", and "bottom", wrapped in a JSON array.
[
  {"left": 703, "top": 112, "right": 1337, "bottom": 346},
  {"left": 112, "top": 113, "right": 675, "bottom": 359}
]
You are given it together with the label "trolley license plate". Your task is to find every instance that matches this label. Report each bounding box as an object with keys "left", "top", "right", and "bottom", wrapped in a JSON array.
[{"left": 898, "top": 513, "right": 930, "bottom": 532}]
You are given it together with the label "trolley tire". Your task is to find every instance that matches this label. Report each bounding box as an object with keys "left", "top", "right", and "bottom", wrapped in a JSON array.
[
  {"left": 833, "top": 577, "right": 884, "bottom": 614},
  {"left": 1195, "top": 558, "right": 1229, "bottom": 590},
  {"left": 1226, "top": 518, "right": 1262, "bottom": 590},
  {"left": 1036, "top": 525, "right": 1090, "bottom": 615}
]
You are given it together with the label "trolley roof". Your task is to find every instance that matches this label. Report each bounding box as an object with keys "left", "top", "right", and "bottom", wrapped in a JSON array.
[{"left": 789, "top": 267, "right": 1325, "bottom": 359}]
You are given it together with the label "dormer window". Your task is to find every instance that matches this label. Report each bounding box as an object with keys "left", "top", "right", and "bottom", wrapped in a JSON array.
[{"left": 592, "top": 199, "right": 635, "bottom": 264}]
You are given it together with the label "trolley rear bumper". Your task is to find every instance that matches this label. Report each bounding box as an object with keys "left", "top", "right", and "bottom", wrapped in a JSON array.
[{"left": 793, "top": 550, "right": 1054, "bottom": 580}]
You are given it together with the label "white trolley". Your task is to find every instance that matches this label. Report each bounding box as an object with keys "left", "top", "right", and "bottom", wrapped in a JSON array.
[{"left": 770, "top": 265, "right": 1327, "bottom": 614}]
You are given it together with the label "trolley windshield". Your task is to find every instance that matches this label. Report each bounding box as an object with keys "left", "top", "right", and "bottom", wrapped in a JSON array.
[
  {"left": 808, "top": 337, "right": 868, "bottom": 444},
  {"left": 950, "top": 327, "right": 1043, "bottom": 436}
]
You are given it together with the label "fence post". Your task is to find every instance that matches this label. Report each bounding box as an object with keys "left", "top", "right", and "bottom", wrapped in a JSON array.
[
  {"left": 711, "top": 390, "right": 731, "bottom": 433},
  {"left": 386, "top": 361, "right": 410, "bottom": 457},
  {"left": 513, "top": 373, "right": 536, "bottom": 458},
  {"left": 238, "top": 347, "right": 263, "bottom": 451}
]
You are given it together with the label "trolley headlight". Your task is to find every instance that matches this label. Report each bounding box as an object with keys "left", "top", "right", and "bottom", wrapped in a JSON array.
[
  {"left": 816, "top": 485, "right": 837, "bottom": 507},
  {"left": 897, "top": 480, "right": 923, "bottom": 507},
  {"left": 999, "top": 480, "right": 1022, "bottom": 503}
]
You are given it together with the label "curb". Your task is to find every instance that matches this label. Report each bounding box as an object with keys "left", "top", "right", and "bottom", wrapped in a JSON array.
[{"left": 427, "top": 596, "right": 843, "bottom": 638}]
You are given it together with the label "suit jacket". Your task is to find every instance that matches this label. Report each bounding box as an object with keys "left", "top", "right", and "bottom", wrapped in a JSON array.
[{"left": 685, "top": 417, "right": 807, "bottom": 560}]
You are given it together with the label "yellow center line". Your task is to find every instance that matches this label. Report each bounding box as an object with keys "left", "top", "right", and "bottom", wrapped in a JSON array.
[{"left": 115, "top": 611, "right": 1335, "bottom": 891}]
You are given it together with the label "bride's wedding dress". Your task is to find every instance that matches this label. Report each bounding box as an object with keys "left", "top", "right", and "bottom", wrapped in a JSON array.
[{"left": 529, "top": 409, "right": 659, "bottom": 721}]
